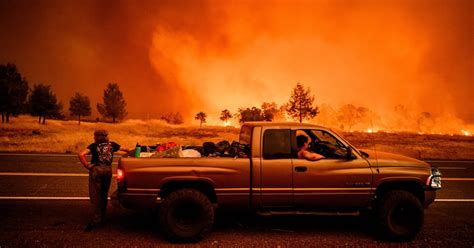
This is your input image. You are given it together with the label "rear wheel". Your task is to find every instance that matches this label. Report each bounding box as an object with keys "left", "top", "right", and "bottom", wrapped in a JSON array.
[
  {"left": 377, "top": 190, "right": 423, "bottom": 241},
  {"left": 159, "top": 188, "right": 214, "bottom": 242}
]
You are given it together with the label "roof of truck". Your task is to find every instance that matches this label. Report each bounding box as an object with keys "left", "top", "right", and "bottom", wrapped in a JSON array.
[{"left": 241, "top": 121, "right": 328, "bottom": 129}]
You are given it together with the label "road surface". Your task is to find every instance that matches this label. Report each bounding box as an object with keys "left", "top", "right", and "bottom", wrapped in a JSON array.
[{"left": 0, "top": 154, "right": 473, "bottom": 247}]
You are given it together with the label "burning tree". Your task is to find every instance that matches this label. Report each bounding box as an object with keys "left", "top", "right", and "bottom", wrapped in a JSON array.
[
  {"left": 160, "top": 112, "right": 184, "bottom": 125},
  {"left": 195, "top": 111, "right": 207, "bottom": 129},
  {"left": 286, "top": 83, "right": 319, "bottom": 123},
  {"left": 0, "top": 63, "right": 29, "bottom": 123},
  {"left": 238, "top": 107, "right": 264, "bottom": 123},
  {"left": 336, "top": 104, "right": 367, "bottom": 131},
  {"left": 219, "top": 109, "right": 233, "bottom": 124},
  {"left": 29, "top": 84, "right": 63, "bottom": 124},
  {"left": 97, "top": 83, "right": 127, "bottom": 123},
  {"left": 69, "top": 92, "right": 91, "bottom": 125},
  {"left": 261, "top": 102, "right": 279, "bottom": 121}
]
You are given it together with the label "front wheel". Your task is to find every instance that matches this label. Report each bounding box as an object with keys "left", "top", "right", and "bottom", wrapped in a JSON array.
[
  {"left": 376, "top": 190, "right": 424, "bottom": 241},
  {"left": 159, "top": 188, "right": 214, "bottom": 242}
]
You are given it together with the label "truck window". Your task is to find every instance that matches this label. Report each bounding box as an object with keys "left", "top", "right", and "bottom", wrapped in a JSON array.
[
  {"left": 239, "top": 125, "right": 252, "bottom": 145},
  {"left": 311, "top": 130, "right": 349, "bottom": 159},
  {"left": 263, "top": 129, "right": 291, "bottom": 159}
]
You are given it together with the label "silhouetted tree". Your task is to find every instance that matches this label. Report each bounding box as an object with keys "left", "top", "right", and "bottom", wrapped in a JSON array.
[
  {"left": 171, "top": 112, "right": 184, "bottom": 125},
  {"left": 160, "top": 112, "right": 184, "bottom": 125},
  {"left": 69, "top": 92, "right": 91, "bottom": 125},
  {"left": 195, "top": 111, "right": 207, "bottom": 129},
  {"left": 97, "top": 83, "right": 127, "bottom": 123},
  {"left": 286, "top": 83, "right": 319, "bottom": 123},
  {"left": 219, "top": 109, "right": 233, "bottom": 124},
  {"left": 0, "top": 63, "right": 29, "bottom": 123},
  {"left": 261, "top": 102, "right": 279, "bottom": 121},
  {"left": 29, "top": 84, "right": 63, "bottom": 124},
  {"left": 336, "top": 104, "right": 365, "bottom": 131},
  {"left": 238, "top": 107, "right": 264, "bottom": 123}
]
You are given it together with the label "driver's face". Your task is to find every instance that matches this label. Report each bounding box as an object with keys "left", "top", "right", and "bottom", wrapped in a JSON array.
[{"left": 304, "top": 139, "right": 311, "bottom": 149}]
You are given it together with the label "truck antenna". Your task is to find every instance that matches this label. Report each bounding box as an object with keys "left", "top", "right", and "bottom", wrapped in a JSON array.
[{"left": 369, "top": 119, "right": 380, "bottom": 173}]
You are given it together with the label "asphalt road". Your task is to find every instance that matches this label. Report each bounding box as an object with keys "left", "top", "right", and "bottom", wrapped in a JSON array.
[{"left": 0, "top": 154, "right": 473, "bottom": 247}]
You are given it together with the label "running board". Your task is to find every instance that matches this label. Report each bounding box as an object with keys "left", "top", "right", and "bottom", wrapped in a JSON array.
[{"left": 256, "top": 210, "right": 360, "bottom": 217}]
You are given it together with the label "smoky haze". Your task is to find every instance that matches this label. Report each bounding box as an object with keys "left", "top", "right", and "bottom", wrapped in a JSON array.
[{"left": 0, "top": 0, "right": 472, "bottom": 124}]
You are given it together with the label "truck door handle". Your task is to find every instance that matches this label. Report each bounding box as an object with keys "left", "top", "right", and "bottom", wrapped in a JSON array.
[{"left": 295, "top": 166, "right": 307, "bottom": 172}]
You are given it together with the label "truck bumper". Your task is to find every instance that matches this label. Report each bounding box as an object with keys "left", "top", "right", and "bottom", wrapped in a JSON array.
[{"left": 424, "top": 189, "right": 437, "bottom": 207}]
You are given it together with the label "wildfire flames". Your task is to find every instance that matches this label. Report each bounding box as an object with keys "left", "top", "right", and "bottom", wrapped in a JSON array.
[{"left": 461, "top": 130, "right": 472, "bottom": 136}]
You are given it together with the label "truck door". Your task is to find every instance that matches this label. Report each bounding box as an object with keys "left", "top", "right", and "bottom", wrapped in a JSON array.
[
  {"left": 292, "top": 129, "right": 373, "bottom": 209},
  {"left": 260, "top": 129, "right": 293, "bottom": 207}
]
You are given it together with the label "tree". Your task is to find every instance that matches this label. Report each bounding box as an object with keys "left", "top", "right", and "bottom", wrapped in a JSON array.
[
  {"left": 195, "top": 111, "right": 207, "bottom": 129},
  {"left": 97, "top": 83, "right": 127, "bottom": 123},
  {"left": 0, "top": 63, "right": 29, "bottom": 123},
  {"left": 29, "top": 84, "right": 63, "bottom": 124},
  {"left": 171, "top": 112, "right": 184, "bottom": 125},
  {"left": 336, "top": 104, "right": 364, "bottom": 131},
  {"left": 286, "top": 82, "right": 319, "bottom": 123},
  {"left": 219, "top": 109, "right": 233, "bottom": 125},
  {"left": 238, "top": 107, "right": 264, "bottom": 123},
  {"left": 160, "top": 112, "right": 184, "bottom": 125},
  {"left": 261, "top": 102, "right": 279, "bottom": 121},
  {"left": 69, "top": 92, "right": 91, "bottom": 125}
]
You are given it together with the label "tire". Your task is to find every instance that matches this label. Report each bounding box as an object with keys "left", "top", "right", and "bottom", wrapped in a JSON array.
[
  {"left": 159, "top": 188, "right": 214, "bottom": 242},
  {"left": 376, "top": 190, "right": 423, "bottom": 241}
]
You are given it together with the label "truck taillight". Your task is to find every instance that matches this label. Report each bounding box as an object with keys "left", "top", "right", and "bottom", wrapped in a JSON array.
[{"left": 116, "top": 168, "right": 124, "bottom": 182}]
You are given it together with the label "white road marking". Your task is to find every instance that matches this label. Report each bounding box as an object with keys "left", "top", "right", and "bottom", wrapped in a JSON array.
[
  {"left": 426, "top": 160, "right": 474, "bottom": 163},
  {"left": 0, "top": 153, "right": 78, "bottom": 157},
  {"left": 435, "top": 199, "right": 474, "bottom": 202},
  {"left": 0, "top": 173, "right": 471, "bottom": 182},
  {"left": 443, "top": 178, "right": 474, "bottom": 181},
  {"left": 0, "top": 196, "right": 110, "bottom": 200},
  {"left": 438, "top": 167, "right": 467, "bottom": 170},
  {"left": 0, "top": 153, "right": 124, "bottom": 157},
  {"left": 0, "top": 196, "right": 472, "bottom": 202},
  {"left": 0, "top": 172, "right": 116, "bottom": 177}
]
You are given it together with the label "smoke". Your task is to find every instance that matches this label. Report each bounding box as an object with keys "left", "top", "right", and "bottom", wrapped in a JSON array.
[
  {"left": 148, "top": 0, "right": 473, "bottom": 124},
  {"left": 0, "top": 0, "right": 472, "bottom": 126}
]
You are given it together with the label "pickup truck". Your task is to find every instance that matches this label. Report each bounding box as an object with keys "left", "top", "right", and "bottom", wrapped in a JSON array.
[{"left": 113, "top": 122, "right": 441, "bottom": 242}]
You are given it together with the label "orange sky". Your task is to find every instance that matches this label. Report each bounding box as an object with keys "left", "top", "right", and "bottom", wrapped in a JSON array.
[{"left": 0, "top": 0, "right": 472, "bottom": 124}]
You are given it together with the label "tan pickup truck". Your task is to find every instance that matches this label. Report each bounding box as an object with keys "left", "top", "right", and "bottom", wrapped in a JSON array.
[{"left": 113, "top": 122, "right": 441, "bottom": 242}]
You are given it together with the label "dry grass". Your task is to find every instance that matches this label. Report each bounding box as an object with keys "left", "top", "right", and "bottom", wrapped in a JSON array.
[
  {"left": 343, "top": 132, "right": 474, "bottom": 160},
  {"left": 1, "top": 115, "right": 473, "bottom": 160},
  {"left": 0, "top": 116, "right": 239, "bottom": 154}
]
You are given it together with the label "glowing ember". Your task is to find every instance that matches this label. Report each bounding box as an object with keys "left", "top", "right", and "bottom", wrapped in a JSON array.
[{"left": 461, "top": 130, "right": 471, "bottom": 136}]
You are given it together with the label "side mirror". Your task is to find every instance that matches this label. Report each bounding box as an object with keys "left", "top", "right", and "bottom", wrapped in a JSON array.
[{"left": 346, "top": 147, "right": 355, "bottom": 160}]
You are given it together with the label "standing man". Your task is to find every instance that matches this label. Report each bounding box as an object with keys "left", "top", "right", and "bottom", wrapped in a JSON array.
[{"left": 78, "top": 129, "right": 126, "bottom": 231}]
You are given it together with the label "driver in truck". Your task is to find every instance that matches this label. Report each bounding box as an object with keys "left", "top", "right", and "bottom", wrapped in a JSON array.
[{"left": 296, "top": 135, "right": 325, "bottom": 161}]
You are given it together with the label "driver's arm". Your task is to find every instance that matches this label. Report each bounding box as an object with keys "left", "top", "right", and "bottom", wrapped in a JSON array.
[{"left": 302, "top": 150, "right": 325, "bottom": 161}]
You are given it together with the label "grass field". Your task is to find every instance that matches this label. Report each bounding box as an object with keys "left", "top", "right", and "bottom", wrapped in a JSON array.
[{"left": 1, "top": 115, "right": 473, "bottom": 160}]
